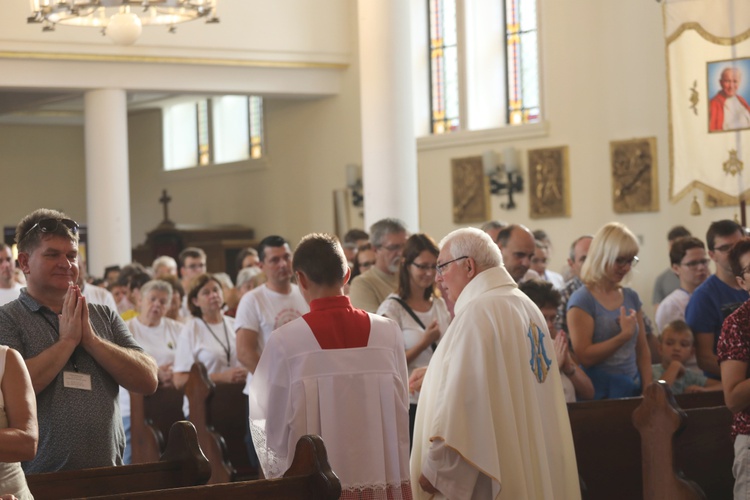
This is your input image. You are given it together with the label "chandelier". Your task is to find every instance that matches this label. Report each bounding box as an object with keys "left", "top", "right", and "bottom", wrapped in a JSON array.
[{"left": 28, "top": 1, "right": 219, "bottom": 46}]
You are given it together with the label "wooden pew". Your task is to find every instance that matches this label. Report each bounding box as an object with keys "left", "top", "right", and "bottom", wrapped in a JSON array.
[
  {"left": 633, "top": 382, "right": 734, "bottom": 500},
  {"left": 129, "top": 386, "right": 185, "bottom": 464},
  {"left": 26, "top": 421, "right": 211, "bottom": 500},
  {"left": 567, "top": 389, "right": 728, "bottom": 499},
  {"left": 184, "top": 361, "right": 257, "bottom": 483},
  {"left": 84, "top": 434, "right": 341, "bottom": 500}
]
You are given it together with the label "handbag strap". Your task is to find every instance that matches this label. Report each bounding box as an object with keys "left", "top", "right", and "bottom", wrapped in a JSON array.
[{"left": 389, "top": 296, "right": 437, "bottom": 352}]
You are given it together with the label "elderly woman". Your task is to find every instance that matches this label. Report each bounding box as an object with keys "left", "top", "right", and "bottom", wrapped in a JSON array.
[
  {"left": 0, "top": 346, "right": 37, "bottom": 500},
  {"left": 567, "top": 222, "right": 653, "bottom": 399},
  {"left": 173, "top": 274, "right": 247, "bottom": 393},
  {"left": 119, "top": 279, "right": 184, "bottom": 463},
  {"left": 376, "top": 234, "right": 450, "bottom": 446}
]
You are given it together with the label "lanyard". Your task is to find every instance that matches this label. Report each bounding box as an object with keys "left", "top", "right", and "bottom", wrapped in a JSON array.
[{"left": 201, "top": 317, "right": 231, "bottom": 366}]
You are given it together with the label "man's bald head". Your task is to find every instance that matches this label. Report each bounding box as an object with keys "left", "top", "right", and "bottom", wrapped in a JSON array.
[{"left": 496, "top": 224, "right": 536, "bottom": 282}]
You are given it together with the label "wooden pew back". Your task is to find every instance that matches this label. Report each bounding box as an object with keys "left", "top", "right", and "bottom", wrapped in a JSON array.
[
  {"left": 130, "top": 386, "right": 185, "bottom": 464},
  {"left": 567, "top": 389, "right": 728, "bottom": 500},
  {"left": 83, "top": 435, "right": 341, "bottom": 500},
  {"left": 26, "top": 421, "right": 211, "bottom": 500},
  {"left": 633, "top": 382, "right": 734, "bottom": 500},
  {"left": 184, "top": 361, "right": 254, "bottom": 483}
]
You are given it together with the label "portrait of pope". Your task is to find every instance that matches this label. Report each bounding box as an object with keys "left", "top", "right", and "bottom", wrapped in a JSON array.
[{"left": 709, "top": 60, "right": 750, "bottom": 133}]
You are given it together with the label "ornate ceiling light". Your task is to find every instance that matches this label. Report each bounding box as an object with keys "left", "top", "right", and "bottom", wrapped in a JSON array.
[{"left": 28, "top": 1, "right": 219, "bottom": 46}]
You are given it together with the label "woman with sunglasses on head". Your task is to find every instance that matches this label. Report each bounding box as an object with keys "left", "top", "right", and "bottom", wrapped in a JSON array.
[
  {"left": 376, "top": 234, "right": 451, "bottom": 446},
  {"left": 567, "top": 222, "right": 653, "bottom": 399},
  {"left": 172, "top": 274, "right": 248, "bottom": 412}
]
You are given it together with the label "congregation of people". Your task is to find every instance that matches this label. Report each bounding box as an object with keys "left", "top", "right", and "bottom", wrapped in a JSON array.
[{"left": 5, "top": 207, "right": 750, "bottom": 499}]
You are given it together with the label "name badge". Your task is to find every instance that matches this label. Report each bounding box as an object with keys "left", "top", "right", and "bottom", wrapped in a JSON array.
[{"left": 63, "top": 371, "right": 92, "bottom": 391}]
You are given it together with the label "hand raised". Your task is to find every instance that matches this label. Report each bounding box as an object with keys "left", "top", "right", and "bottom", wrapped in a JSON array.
[
  {"left": 554, "top": 332, "right": 573, "bottom": 373},
  {"left": 618, "top": 306, "right": 638, "bottom": 341},
  {"left": 423, "top": 320, "right": 441, "bottom": 345},
  {"left": 58, "top": 284, "right": 83, "bottom": 346}
]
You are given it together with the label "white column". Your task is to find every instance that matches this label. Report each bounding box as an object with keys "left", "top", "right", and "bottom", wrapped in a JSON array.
[
  {"left": 357, "top": 0, "right": 420, "bottom": 231},
  {"left": 84, "top": 89, "right": 132, "bottom": 277}
]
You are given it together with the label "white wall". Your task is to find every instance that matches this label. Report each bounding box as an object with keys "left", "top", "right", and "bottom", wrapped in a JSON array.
[
  {"left": 415, "top": 0, "right": 738, "bottom": 319},
  {"left": 0, "top": 0, "right": 742, "bottom": 319}
]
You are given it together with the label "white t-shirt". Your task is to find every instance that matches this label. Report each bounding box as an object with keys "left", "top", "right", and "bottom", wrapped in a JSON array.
[
  {"left": 173, "top": 316, "right": 239, "bottom": 416},
  {"left": 234, "top": 284, "right": 308, "bottom": 393},
  {"left": 82, "top": 284, "right": 118, "bottom": 312},
  {"left": 0, "top": 283, "right": 23, "bottom": 307},
  {"left": 376, "top": 294, "right": 451, "bottom": 404},
  {"left": 118, "top": 316, "right": 184, "bottom": 417}
]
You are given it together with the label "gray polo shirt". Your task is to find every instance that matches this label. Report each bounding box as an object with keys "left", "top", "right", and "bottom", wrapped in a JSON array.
[{"left": 0, "top": 289, "right": 143, "bottom": 473}]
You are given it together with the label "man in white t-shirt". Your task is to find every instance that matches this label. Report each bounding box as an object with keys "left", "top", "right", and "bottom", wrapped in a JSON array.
[
  {"left": 177, "top": 247, "right": 207, "bottom": 318},
  {"left": 235, "top": 235, "right": 309, "bottom": 465},
  {"left": 0, "top": 243, "right": 23, "bottom": 306}
]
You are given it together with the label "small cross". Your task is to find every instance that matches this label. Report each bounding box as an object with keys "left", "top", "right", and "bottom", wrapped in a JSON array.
[{"left": 159, "top": 189, "right": 173, "bottom": 224}]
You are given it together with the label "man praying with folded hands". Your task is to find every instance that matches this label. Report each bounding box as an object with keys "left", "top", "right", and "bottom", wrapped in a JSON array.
[{"left": 0, "top": 208, "right": 158, "bottom": 473}]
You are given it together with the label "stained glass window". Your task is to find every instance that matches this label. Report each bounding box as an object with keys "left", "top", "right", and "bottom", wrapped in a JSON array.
[
  {"left": 249, "top": 96, "right": 264, "bottom": 159},
  {"left": 429, "top": 0, "right": 460, "bottom": 134},
  {"left": 506, "top": 0, "right": 540, "bottom": 125}
]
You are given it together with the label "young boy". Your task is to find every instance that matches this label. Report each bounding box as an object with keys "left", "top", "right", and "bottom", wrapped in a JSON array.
[{"left": 654, "top": 320, "right": 722, "bottom": 394}]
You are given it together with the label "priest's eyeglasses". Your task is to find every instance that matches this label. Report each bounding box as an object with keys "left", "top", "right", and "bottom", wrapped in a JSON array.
[
  {"left": 436, "top": 256, "right": 468, "bottom": 276},
  {"left": 19, "top": 218, "right": 79, "bottom": 244}
]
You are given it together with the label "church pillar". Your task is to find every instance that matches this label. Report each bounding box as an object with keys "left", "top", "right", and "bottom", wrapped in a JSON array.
[
  {"left": 84, "top": 89, "right": 132, "bottom": 277},
  {"left": 357, "top": 0, "right": 420, "bottom": 231}
]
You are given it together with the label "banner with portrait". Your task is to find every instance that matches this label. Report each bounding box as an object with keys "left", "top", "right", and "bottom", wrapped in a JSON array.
[{"left": 664, "top": 0, "right": 750, "bottom": 204}]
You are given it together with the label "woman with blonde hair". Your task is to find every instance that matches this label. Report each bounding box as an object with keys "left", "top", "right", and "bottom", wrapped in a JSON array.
[{"left": 566, "top": 222, "right": 653, "bottom": 399}]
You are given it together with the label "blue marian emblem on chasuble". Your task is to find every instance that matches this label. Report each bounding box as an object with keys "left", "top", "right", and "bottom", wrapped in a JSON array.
[{"left": 527, "top": 322, "right": 552, "bottom": 383}]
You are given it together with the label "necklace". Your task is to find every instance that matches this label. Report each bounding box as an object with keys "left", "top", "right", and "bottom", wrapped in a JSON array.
[{"left": 200, "top": 317, "right": 231, "bottom": 366}]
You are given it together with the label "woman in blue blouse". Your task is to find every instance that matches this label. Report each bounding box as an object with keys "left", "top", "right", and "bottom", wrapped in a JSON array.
[{"left": 567, "top": 222, "right": 653, "bottom": 399}]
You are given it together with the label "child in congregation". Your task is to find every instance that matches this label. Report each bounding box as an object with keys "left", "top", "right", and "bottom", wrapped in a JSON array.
[{"left": 653, "top": 320, "right": 722, "bottom": 394}]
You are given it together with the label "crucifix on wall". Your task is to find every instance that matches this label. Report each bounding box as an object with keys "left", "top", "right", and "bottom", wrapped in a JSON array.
[{"left": 159, "top": 189, "right": 175, "bottom": 227}]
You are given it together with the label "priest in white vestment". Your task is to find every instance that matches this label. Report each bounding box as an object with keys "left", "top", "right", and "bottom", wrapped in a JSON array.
[
  {"left": 249, "top": 233, "right": 412, "bottom": 500},
  {"left": 411, "top": 227, "right": 580, "bottom": 499}
]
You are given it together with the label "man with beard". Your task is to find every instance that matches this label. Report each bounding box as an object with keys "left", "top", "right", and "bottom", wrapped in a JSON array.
[
  {"left": 0, "top": 243, "right": 23, "bottom": 306},
  {"left": 235, "top": 235, "right": 309, "bottom": 465},
  {"left": 349, "top": 218, "right": 408, "bottom": 312}
]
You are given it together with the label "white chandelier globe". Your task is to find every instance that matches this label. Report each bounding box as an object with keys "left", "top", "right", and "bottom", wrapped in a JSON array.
[{"left": 107, "top": 12, "right": 143, "bottom": 45}]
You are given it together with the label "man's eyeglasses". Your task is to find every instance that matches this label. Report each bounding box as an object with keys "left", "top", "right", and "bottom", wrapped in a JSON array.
[
  {"left": 379, "top": 244, "right": 405, "bottom": 253},
  {"left": 19, "top": 218, "right": 79, "bottom": 244},
  {"left": 614, "top": 255, "right": 639, "bottom": 267},
  {"left": 436, "top": 256, "right": 468, "bottom": 276},
  {"left": 682, "top": 258, "right": 710, "bottom": 269}
]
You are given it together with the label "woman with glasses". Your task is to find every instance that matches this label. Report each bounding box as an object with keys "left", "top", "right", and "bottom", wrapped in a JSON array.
[
  {"left": 567, "top": 222, "right": 653, "bottom": 399},
  {"left": 376, "top": 234, "right": 450, "bottom": 446},
  {"left": 172, "top": 274, "right": 248, "bottom": 414}
]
